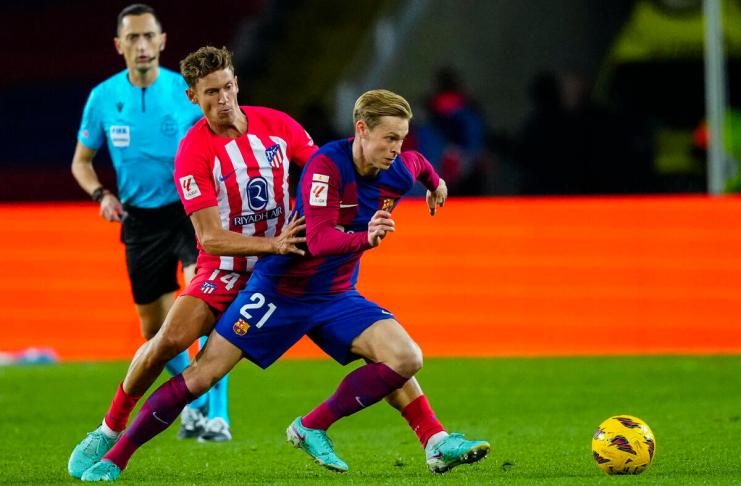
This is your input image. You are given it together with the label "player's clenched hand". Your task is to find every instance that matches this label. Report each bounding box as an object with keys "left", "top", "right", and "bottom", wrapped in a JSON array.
[
  {"left": 426, "top": 178, "right": 448, "bottom": 216},
  {"left": 100, "top": 193, "right": 125, "bottom": 222},
  {"left": 368, "top": 210, "right": 395, "bottom": 247},
  {"left": 272, "top": 214, "right": 306, "bottom": 256}
]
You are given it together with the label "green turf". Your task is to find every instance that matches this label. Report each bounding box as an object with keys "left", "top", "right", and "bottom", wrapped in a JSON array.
[{"left": 1, "top": 356, "right": 741, "bottom": 485}]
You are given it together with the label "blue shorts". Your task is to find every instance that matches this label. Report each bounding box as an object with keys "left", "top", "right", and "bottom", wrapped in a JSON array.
[{"left": 214, "top": 287, "right": 394, "bottom": 369}]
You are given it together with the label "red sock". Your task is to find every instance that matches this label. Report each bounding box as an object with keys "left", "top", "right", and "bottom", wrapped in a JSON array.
[
  {"left": 401, "top": 395, "right": 445, "bottom": 448},
  {"left": 104, "top": 384, "right": 141, "bottom": 433}
]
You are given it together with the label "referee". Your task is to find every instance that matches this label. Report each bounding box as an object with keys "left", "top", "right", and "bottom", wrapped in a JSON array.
[{"left": 70, "top": 4, "right": 227, "bottom": 441}]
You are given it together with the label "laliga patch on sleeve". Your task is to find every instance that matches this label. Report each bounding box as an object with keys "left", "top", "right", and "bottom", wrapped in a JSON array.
[
  {"left": 312, "top": 173, "right": 329, "bottom": 182},
  {"left": 179, "top": 175, "right": 202, "bottom": 200},
  {"left": 310, "top": 181, "right": 328, "bottom": 206}
]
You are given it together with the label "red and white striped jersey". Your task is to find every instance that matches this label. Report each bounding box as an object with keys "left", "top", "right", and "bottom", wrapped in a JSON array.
[{"left": 174, "top": 106, "right": 317, "bottom": 272}]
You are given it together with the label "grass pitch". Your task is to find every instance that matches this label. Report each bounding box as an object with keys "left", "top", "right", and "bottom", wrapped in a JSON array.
[{"left": 1, "top": 355, "right": 741, "bottom": 485}]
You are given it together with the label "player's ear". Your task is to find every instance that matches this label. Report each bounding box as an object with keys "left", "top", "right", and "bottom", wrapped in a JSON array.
[
  {"left": 114, "top": 37, "right": 123, "bottom": 55},
  {"left": 159, "top": 32, "right": 167, "bottom": 51},
  {"left": 186, "top": 88, "right": 198, "bottom": 104},
  {"left": 356, "top": 119, "right": 367, "bottom": 137}
]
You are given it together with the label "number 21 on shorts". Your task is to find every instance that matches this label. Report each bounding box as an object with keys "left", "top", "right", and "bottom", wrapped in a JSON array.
[{"left": 239, "top": 292, "right": 277, "bottom": 328}]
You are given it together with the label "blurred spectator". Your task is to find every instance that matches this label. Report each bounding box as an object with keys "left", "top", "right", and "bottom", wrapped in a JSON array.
[{"left": 412, "top": 67, "right": 489, "bottom": 195}]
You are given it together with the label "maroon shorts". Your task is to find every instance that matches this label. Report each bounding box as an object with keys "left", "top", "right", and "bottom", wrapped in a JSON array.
[{"left": 180, "top": 267, "right": 251, "bottom": 318}]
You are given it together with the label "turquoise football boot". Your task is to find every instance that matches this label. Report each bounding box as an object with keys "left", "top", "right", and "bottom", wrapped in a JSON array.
[
  {"left": 68, "top": 427, "right": 119, "bottom": 478},
  {"left": 286, "top": 417, "right": 348, "bottom": 472},
  {"left": 81, "top": 460, "right": 122, "bottom": 482},
  {"left": 425, "top": 433, "right": 490, "bottom": 473}
]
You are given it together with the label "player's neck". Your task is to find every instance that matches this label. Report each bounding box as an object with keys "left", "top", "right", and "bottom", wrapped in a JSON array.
[
  {"left": 208, "top": 109, "right": 248, "bottom": 138},
  {"left": 128, "top": 66, "right": 159, "bottom": 88},
  {"left": 351, "top": 139, "right": 380, "bottom": 177}
]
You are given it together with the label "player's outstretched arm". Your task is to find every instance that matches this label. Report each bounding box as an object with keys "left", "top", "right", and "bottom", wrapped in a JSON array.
[
  {"left": 367, "top": 210, "right": 395, "bottom": 247},
  {"left": 191, "top": 207, "right": 306, "bottom": 256},
  {"left": 426, "top": 178, "right": 448, "bottom": 216}
]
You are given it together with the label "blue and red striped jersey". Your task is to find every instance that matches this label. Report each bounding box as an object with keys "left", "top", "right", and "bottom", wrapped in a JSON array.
[{"left": 248, "top": 137, "right": 440, "bottom": 296}]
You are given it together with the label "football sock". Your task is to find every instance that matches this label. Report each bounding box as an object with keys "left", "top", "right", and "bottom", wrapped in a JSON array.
[
  {"left": 208, "top": 373, "right": 230, "bottom": 425},
  {"left": 302, "top": 362, "right": 408, "bottom": 430},
  {"left": 99, "top": 420, "right": 120, "bottom": 439},
  {"left": 164, "top": 349, "right": 190, "bottom": 376},
  {"left": 103, "top": 374, "right": 195, "bottom": 471},
  {"left": 401, "top": 395, "right": 446, "bottom": 448},
  {"left": 426, "top": 431, "right": 450, "bottom": 450},
  {"left": 104, "top": 383, "right": 142, "bottom": 433},
  {"left": 187, "top": 337, "right": 209, "bottom": 411}
]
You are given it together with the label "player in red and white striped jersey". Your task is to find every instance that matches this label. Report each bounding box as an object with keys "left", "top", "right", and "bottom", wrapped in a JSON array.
[
  {"left": 69, "top": 45, "right": 314, "bottom": 479},
  {"left": 175, "top": 105, "right": 315, "bottom": 274}
]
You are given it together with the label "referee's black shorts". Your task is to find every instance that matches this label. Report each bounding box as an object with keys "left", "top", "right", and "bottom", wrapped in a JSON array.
[{"left": 121, "top": 201, "right": 198, "bottom": 305}]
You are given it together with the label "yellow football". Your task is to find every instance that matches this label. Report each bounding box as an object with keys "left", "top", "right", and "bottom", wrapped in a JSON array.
[{"left": 592, "top": 415, "right": 656, "bottom": 475}]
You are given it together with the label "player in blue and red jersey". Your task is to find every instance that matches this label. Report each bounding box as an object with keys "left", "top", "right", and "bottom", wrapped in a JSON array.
[{"left": 80, "top": 90, "right": 489, "bottom": 481}]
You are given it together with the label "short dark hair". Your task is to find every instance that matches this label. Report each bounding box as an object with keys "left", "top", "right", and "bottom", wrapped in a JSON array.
[
  {"left": 117, "top": 4, "right": 161, "bottom": 34},
  {"left": 180, "top": 46, "right": 235, "bottom": 89}
]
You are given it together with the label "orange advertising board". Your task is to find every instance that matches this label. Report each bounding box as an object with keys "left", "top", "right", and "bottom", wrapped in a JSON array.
[{"left": 2, "top": 196, "right": 740, "bottom": 361}]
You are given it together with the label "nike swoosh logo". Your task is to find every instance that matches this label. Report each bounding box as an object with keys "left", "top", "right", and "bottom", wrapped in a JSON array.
[
  {"left": 152, "top": 411, "right": 169, "bottom": 425},
  {"left": 355, "top": 396, "right": 366, "bottom": 407},
  {"left": 219, "top": 171, "right": 235, "bottom": 182},
  {"left": 381, "top": 310, "right": 392, "bottom": 315},
  {"left": 339, "top": 203, "right": 358, "bottom": 208}
]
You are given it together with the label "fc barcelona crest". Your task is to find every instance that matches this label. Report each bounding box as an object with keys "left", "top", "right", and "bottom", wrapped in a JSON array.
[{"left": 233, "top": 319, "right": 250, "bottom": 336}]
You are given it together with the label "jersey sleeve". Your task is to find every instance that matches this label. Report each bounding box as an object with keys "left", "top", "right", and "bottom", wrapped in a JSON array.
[
  {"left": 173, "top": 131, "right": 218, "bottom": 215},
  {"left": 282, "top": 112, "right": 318, "bottom": 167},
  {"left": 78, "top": 88, "right": 105, "bottom": 150},
  {"left": 401, "top": 150, "right": 441, "bottom": 192},
  {"left": 302, "top": 155, "right": 372, "bottom": 256}
]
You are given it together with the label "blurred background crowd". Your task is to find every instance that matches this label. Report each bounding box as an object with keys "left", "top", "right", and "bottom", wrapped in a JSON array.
[{"left": 2, "top": 0, "right": 739, "bottom": 200}]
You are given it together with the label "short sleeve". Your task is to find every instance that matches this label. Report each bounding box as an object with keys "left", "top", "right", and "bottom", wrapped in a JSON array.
[
  {"left": 78, "top": 88, "right": 104, "bottom": 151},
  {"left": 173, "top": 132, "right": 218, "bottom": 215}
]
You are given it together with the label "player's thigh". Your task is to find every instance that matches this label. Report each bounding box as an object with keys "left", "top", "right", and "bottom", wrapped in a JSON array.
[
  {"left": 309, "top": 292, "right": 416, "bottom": 366},
  {"left": 152, "top": 295, "right": 215, "bottom": 356},
  {"left": 214, "top": 287, "right": 311, "bottom": 369},
  {"left": 184, "top": 331, "right": 243, "bottom": 394},
  {"left": 350, "top": 318, "right": 421, "bottom": 365}
]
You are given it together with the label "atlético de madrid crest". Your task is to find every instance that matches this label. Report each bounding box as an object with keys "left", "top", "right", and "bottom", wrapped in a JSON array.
[{"left": 265, "top": 144, "right": 284, "bottom": 168}]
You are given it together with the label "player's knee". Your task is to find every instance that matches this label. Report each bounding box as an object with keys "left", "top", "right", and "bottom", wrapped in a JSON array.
[
  {"left": 184, "top": 373, "right": 212, "bottom": 396},
  {"left": 393, "top": 341, "right": 423, "bottom": 377},
  {"left": 184, "top": 364, "right": 220, "bottom": 396},
  {"left": 148, "top": 332, "right": 187, "bottom": 364}
]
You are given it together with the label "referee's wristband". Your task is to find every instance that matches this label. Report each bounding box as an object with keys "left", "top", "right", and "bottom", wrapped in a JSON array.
[{"left": 91, "top": 186, "right": 109, "bottom": 203}]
